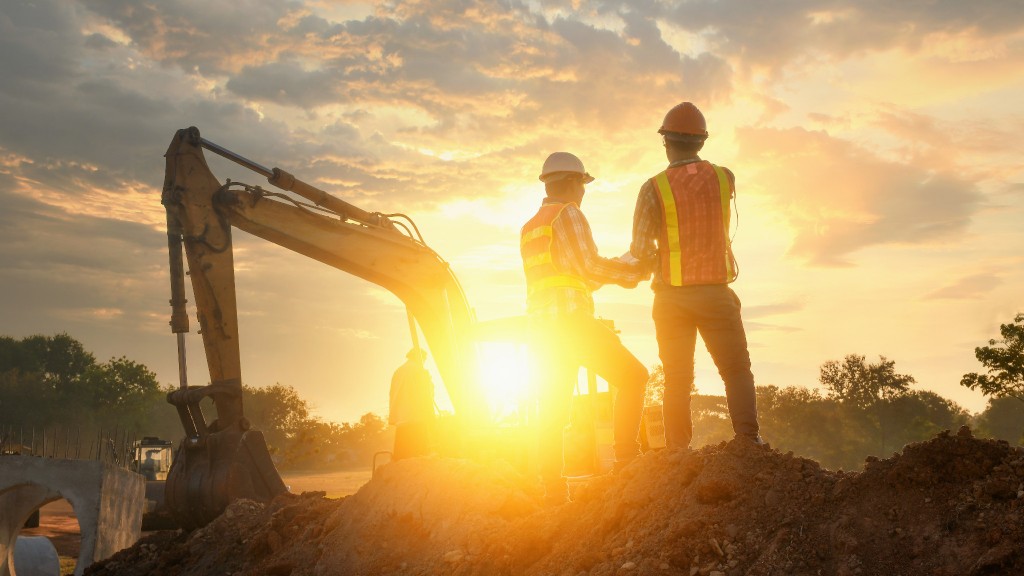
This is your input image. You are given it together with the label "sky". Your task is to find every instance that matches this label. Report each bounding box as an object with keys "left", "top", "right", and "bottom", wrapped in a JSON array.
[{"left": 1, "top": 0, "right": 1022, "bottom": 426}]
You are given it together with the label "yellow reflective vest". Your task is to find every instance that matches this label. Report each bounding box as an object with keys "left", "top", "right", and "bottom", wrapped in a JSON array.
[
  {"left": 652, "top": 161, "right": 738, "bottom": 285},
  {"left": 520, "top": 202, "right": 591, "bottom": 313}
]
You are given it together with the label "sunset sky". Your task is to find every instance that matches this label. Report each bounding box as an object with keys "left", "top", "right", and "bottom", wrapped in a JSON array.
[{"left": 1, "top": 0, "right": 1021, "bottom": 426}]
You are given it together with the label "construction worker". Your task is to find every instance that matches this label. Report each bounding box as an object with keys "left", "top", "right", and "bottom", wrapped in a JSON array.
[
  {"left": 522, "top": 152, "right": 649, "bottom": 504},
  {"left": 388, "top": 348, "right": 436, "bottom": 459},
  {"left": 629, "top": 102, "right": 762, "bottom": 449},
  {"left": 140, "top": 450, "right": 160, "bottom": 481}
]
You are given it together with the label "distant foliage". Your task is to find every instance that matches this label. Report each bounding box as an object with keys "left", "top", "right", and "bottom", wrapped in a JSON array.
[
  {"left": 644, "top": 365, "right": 665, "bottom": 407},
  {"left": 961, "top": 313, "right": 1024, "bottom": 403},
  {"left": 0, "top": 333, "right": 390, "bottom": 469},
  {"left": 643, "top": 364, "right": 696, "bottom": 407},
  {"left": 820, "top": 354, "right": 915, "bottom": 408},
  {"left": 0, "top": 333, "right": 166, "bottom": 433},
  {"left": 751, "top": 384, "right": 968, "bottom": 471},
  {"left": 972, "top": 396, "right": 1024, "bottom": 445},
  {"left": 644, "top": 354, "right": 970, "bottom": 471},
  {"left": 242, "top": 383, "right": 391, "bottom": 470}
]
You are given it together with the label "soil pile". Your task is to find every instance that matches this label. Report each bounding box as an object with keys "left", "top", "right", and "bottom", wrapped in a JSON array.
[{"left": 84, "top": 426, "right": 1024, "bottom": 576}]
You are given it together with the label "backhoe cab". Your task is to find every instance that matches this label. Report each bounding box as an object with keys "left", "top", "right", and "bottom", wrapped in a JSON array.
[{"left": 161, "top": 127, "right": 489, "bottom": 529}]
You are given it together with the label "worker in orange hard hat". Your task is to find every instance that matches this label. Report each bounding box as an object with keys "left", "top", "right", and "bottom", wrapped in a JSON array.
[
  {"left": 628, "top": 102, "right": 763, "bottom": 450},
  {"left": 522, "top": 151, "right": 649, "bottom": 505}
]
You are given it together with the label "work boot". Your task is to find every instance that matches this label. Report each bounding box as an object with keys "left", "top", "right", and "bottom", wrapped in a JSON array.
[{"left": 735, "top": 433, "right": 765, "bottom": 446}]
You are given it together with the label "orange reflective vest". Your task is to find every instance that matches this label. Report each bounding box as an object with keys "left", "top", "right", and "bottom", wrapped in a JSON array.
[
  {"left": 653, "top": 161, "right": 738, "bottom": 285},
  {"left": 520, "top": 202, "right": 590, "bottom": 312}
]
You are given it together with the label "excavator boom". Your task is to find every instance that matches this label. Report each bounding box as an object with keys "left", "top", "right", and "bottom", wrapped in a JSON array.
[{"left": 160, "top": 126, "right": 486, "bottom": 528}]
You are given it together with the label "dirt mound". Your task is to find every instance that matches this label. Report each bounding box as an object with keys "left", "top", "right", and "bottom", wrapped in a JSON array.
[{"left": 85, "top": 427, "right": 1024, "bottom": 576}]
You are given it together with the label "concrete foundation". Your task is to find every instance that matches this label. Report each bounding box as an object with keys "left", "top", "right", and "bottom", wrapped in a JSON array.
[{"left": 0, "top": 457, "right": 145, "bottom": 576}]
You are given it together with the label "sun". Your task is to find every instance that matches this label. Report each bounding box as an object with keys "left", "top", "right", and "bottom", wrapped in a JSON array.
[{"left": 475, "top": 341, "right": 533, "bottom": 423}]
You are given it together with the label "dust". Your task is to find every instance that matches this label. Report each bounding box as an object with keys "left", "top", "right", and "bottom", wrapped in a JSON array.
[{"left": 84, "top": 426, "right": 1024, "bottom": 576}]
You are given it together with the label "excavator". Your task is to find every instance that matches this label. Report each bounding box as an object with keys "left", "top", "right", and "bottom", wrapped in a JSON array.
[{"left": 161, "top": 127, "right": 496, "bottom": 530}]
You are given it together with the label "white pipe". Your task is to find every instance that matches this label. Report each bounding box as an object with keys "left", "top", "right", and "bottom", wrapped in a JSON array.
[{"left": 13, "top": 536, "right": 61, "bottom": 576}]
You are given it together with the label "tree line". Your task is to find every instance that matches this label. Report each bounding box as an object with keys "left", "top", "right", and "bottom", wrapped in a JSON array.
[
  {"left": 1, "top": 313, "right": 1021, "bottom": 473},
  {"left": 0, "top": 333, "right": 390, "bottom": 470},
  {"left": 680, "top": 314, "right": 1024, "bottom": 470}
]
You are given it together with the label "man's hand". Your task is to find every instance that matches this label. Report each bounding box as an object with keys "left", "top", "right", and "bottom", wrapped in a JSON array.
[{"left": 617, "top": 250, "right": 640, "bottom": 266}]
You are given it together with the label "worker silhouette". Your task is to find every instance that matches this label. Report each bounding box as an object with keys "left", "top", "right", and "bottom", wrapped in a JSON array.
[
  {"left": 140, "top": 450, "right": 159, "bottom": 481},
  {"left": 388, "top": 348, "right": 437, "bottom": 460},
  {"left": 522, "top": 152, "right": 649, "bottom": 505},
  {"left": 630, "top": 102, "right": 762, "bottom": 448}
]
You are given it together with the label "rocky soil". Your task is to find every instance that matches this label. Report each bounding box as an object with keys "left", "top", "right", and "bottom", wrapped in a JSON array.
[{"left": 84, "top": 426, "right": 1024, "bottom": 576}]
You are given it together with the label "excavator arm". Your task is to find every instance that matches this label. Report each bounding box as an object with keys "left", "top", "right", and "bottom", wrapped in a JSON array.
[{"left": 160, "top": 126, "right": 486, "bottom": 529}]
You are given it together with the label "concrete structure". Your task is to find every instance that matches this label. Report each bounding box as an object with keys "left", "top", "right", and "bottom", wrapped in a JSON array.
[{"left": 0, "top": 457, "right": 145, "bottom": 576}]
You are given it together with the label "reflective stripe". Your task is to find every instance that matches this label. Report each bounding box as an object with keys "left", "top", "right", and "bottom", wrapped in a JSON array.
[
  {"left": 520, "top": 225, "right": 551, "bottom": 246},
  {"left": 654, "top": 171, "right": 682, "bottom": 285},
  {"left": 521, "top": 203, "right": 590, "bottom": 309},
  {"left": 531, "top": 274, "right": 589, "bottom": 293},
  {"left": 523, "top": 252, "right": 552, "bottom": 268},
  {"left": 711, "top": 164, "right": 735, "bottom": 281}
]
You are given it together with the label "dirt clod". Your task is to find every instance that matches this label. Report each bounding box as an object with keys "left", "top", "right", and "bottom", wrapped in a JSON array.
[{"left": 85, "top": 430, "right": 1024, "bottom": 575}]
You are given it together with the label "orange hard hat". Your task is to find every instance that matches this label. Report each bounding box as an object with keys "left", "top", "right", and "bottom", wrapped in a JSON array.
[{"left": 658, "top": 102, "right": 708, "bottom": 140}]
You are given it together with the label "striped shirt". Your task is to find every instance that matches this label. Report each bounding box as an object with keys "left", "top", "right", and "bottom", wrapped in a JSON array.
[{"left": 527, "top": 198, "right": 647, "bottom": 318}]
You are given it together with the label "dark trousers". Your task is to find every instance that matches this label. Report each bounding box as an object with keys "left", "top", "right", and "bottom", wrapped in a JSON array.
[
  {"left": 530, "top": 315, "right": 648, "bottom": 487},
  {"left": 652, "top": 284, "right": 759, "bottom": 448}
]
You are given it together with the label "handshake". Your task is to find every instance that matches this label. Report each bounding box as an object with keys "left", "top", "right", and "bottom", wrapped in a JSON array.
[
  {"left": 615, "top": 250, "right": 655, "bottom": 289},
  {"left": 617, "top": 250, "right": 656, "bottom": 268},
  {"left": 616, "top": 250, "right": 640, "bottom": 266}
]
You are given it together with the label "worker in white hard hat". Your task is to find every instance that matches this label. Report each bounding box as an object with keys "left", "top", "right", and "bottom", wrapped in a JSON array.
[{"left": 521, "top": 151, "right": 650, "bottom": 505}]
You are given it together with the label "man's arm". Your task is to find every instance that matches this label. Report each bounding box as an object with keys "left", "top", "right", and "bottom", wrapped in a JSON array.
[
  {"left": 553, "top": 204, "right": 647, "bottom": 288},
  {"left": 630, "top": 179, "right": 661, "bottom": 272}
]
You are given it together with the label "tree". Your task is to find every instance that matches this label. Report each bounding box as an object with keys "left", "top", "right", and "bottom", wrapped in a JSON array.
[
  {"left": 643, "top": 364, "right": 697, "bottom": 407},
  {"left": 644, "top": 365, "right": 665, "bottom": 406},
  {"left": 820, "top": 354, "right": 915, "bottom": 408},
  {"left": 0, "top": 333, "right": 170, "bottom": 434},
  {"left": 243, "top": 383, "right": 311, "bottom": 454},
  {"left": 819, "top": 354, "right": 919, "bottom": 458},
  {"left": 961, "top": 313, "right": 1024, "bottom": 403},
  {"left": 973, "top": 396, "right": 1024, "bottom": 445},
  {"left": 689, "top": 394, "right": 734, "bottom": 447},
  {"left": 83, "top": 357, "right": 163, "bottom": 428},
  {"left": 0, "top": 334, "right": 98, "bottom": 425},
  {"left": 882, "top": 391, "right": 969, "bottom": 452}
]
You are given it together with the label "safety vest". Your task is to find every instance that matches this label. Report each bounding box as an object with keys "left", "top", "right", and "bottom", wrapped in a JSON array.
[
  {"left": 652, "top": 161, "right": 738, "bottom": 285},
  {"left": 520, "top": 202, "right": 591, "bottom": 312}
]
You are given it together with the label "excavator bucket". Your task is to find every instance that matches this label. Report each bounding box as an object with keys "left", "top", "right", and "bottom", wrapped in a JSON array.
[{"left": 164, "top": 386, "right": 288, "bottom": 530}]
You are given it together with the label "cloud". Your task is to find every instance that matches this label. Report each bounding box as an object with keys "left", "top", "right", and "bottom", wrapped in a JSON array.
[
  {"left": 0, "top": 0, "right": 728, "bottom": 232},
  {"left": 925, "top": 272, "right": 1003, "bottom": 300},
  {"left": 78, "top": 0, "right": 293, "bottom": 75},
  {"left": 81, "top": 0, "right": 730, "bottom": 142},
  {"left": 736, "top": 126, "right": 984, "bottom": 266},
  {"left": 0, "top": 188, "right": 163, "bottom": 271},
  {"left": 657, "top": 0, "right": 1024, "bottom": 74}
]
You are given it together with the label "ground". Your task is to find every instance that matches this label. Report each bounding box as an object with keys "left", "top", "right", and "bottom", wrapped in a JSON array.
[
  {"left": 78, "top": 427, "right": 1024, "bottom": 575},
  {"left": 20, "top": 469, "right": 372, "bottom": 575}
]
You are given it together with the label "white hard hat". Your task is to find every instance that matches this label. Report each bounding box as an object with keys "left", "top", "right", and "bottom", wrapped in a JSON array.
[{"left": 539, "top": 152, "right": 595, "bottom": 183}]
